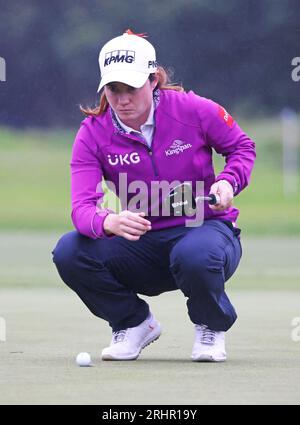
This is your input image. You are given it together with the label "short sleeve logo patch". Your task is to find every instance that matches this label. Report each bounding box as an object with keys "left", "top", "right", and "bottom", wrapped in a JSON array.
[{"left": 218, "top": 106, "right": 234, "bottom": 128}]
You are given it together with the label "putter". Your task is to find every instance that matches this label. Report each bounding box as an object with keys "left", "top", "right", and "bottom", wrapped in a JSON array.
[{"left": 164, "top": 182, "right": 221, "bottom": 216}]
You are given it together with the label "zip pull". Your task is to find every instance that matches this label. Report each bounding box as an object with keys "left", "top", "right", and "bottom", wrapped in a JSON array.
[{"left": 147, "top": 148, "right": 158, "bottom": 176}]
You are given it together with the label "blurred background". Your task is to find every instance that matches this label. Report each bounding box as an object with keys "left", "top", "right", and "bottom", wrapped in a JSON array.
[{"left": 0, "top": 0, "right": 299, "bottom": 283}]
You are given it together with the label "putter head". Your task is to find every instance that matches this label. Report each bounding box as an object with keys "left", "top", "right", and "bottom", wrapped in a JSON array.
[
  {"left": 164, "top": 183, "right": 196, "bottom": 216},
  {"left": 164, "top": 183, "right": 221, "bottom": 216}
]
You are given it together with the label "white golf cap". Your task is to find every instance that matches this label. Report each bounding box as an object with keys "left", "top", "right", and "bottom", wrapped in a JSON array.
[{"left": 97, "top": 30, "right": 157, "bottom": 92}]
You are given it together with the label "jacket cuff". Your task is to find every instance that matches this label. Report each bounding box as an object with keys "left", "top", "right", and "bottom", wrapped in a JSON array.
[
  {"left": 215, "top": 174, "right": 239, "bottom": 195},
  {"left": 91, "top": 209, "right": 116, "bottom": 239}
]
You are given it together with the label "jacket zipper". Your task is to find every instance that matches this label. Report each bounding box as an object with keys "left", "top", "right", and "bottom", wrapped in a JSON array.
[
  {"left": 120, "top": 132, "right": 159, "bottom": 177},
  {"left": 112, "top": 104, "right": 159, "bottom": 177},
  {"left": 149, "top": 110, "right": 159, "bottom": 176},
  {"left": 147, "top": 148, "right": 159, "bottom": 177}
]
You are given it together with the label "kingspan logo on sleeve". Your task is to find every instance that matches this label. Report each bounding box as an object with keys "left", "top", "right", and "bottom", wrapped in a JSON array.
[
  {"left": 104, "top": 50, "right": 135, "bottom": 67},
  {"left": 165, "top": 140, "right": 192, "bottom": 156}
]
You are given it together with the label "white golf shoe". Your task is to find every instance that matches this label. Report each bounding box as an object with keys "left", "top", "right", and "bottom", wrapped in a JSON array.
[
  {"left": 101, "top": 313, "right": 161, "bottom": 361},
  {"left": 191, "top": 324, "right": 226, "bottom": 362}
]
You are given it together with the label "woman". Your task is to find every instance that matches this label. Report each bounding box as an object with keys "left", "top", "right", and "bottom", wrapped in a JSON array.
[{"left": 52, "top": 30, "right": 256, "bottom": 362}]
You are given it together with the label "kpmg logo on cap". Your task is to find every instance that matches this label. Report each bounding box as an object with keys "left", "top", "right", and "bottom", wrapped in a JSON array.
[{"left": 104, "top": 50, "right": 135, "bottom": 67}]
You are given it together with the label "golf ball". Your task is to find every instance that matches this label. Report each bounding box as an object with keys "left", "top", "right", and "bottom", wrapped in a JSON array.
[{"left": 76, "top": 352, "right": 91, "bottom": 367}]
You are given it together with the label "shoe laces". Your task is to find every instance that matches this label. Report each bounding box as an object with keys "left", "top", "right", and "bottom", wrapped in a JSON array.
[
  {"left": 195, "top": 324, "right": 216, "bottom": 345},
  {"left": 112, "top": 329, "right": 128, "bottom": 343}
]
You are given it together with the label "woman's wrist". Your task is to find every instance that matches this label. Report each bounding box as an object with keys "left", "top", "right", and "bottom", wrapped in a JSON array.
[{"left": 103, "top": 213, "right": 115, "bottom": 235}]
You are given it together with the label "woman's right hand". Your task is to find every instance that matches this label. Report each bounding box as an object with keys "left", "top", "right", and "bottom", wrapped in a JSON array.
[{"left": 103, "top": 211, "right": 152, "bottom": 241}]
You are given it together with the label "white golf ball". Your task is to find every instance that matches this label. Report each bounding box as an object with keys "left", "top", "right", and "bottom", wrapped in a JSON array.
[{"left": 76, "top": 352, "right": 91, "bottom": 367}]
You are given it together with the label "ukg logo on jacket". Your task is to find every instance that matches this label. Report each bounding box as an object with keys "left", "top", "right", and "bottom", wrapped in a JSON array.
[
  {"left": 165, "top": 140, "right": 192, "bottom": 156},
  {"left": 107, "top": 152, "right": 141, "bottom": 166}
]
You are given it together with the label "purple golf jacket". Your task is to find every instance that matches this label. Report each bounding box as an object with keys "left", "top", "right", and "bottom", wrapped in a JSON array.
[{"left": 70, "top": 89, "right": 256, "bottom": 239}]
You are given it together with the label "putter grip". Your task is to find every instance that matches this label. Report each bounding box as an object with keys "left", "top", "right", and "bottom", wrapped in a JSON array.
[{"left": 208, "top": 194, "right": 220, "bottom": 205}]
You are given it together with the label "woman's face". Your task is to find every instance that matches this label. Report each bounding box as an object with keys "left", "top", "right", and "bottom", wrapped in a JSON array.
[{"left": 104, "top": 77, "right": 157, "bottom": 130}]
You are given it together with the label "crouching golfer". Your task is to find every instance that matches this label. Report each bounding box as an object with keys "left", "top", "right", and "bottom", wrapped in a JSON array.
[{"left": 52, "top": 30, "right": 256, "bottom": 362}]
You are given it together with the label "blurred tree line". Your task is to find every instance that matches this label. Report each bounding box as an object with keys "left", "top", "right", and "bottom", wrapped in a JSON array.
[{"left": 0, "top": 0, "right": 299, "bottom": 128}]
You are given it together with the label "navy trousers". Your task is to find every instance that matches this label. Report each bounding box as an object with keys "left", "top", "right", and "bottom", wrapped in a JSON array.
[{"left": 51, "top": 220, "right": 242, "bottom": 332}]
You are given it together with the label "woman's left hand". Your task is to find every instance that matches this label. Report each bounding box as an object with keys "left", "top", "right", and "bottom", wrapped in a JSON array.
[{"left": 209, "top": 180, "right": 234, "bottom": 211}]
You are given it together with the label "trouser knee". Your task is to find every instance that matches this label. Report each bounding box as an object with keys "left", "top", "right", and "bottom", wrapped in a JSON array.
[
  {"left": 170, "top": 246, "right": 224, "bottom": 296},
  {"left": 51, "top": 231, "right": 84, "bottom": 283}
]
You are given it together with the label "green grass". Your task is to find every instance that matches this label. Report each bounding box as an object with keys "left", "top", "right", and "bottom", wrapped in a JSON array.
[
  {"left": 0, "top": 119, "right": 299, "bottom": 234},
  {"left": 231, "top": 166, "right": 300, "bottom": 234},
  {"left": 1, "top": 288, "right": 300, "bottom": 404},
  {"left": 0, "top": 128, "right": 74, "bottom": 231},
  {"left": 1, "top": 232, "right": 300, "bottom": 290},
  {"left": 1, "top": 230, "right": 299, "bottom": 404}
]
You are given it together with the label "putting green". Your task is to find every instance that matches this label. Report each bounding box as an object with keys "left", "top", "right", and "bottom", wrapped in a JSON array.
[
  {"left": 0, "top": 232, "right": 299, "bottom": 404},
  {"left": 0, "top": 288, "right": 299, "bottom": 405}
]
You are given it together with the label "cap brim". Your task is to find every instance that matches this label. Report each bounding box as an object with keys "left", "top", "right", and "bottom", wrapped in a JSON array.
[{"left": 97, "top": 71, "right": 149, "bottom": 93}]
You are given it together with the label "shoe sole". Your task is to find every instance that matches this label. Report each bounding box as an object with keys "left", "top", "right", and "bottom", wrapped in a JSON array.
[
  {"left": 102, "top": 327, "right": 161, "bottom": 361},
  {"left": 192, "top": 354, "right": 226, "bottom": 362}
]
